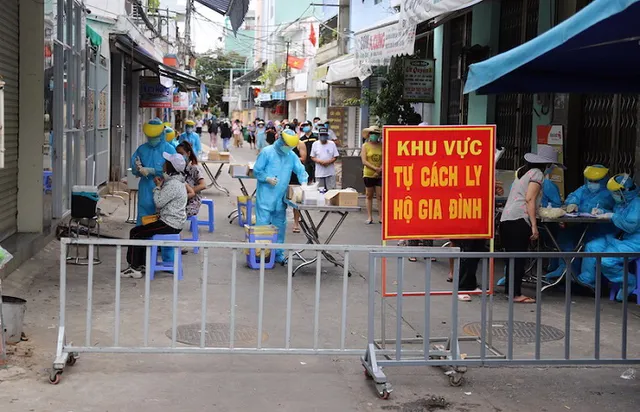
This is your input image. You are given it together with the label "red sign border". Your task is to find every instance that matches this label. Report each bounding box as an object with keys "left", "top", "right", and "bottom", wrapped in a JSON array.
[{"left": 382, "top": 125, "right": 496, "bottom": 241}]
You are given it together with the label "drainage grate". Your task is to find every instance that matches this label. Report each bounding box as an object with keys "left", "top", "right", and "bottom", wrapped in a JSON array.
[
  {"left": 463, "top": 321, "right": 564, "bottom": 344},
  {"left": 167, "top": 323, "right": 268, "bottom": 347}
]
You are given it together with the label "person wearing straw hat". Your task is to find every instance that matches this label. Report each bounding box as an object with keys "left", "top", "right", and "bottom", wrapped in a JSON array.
[
  {"left": 578, "top": 173, "right": 640, "bottom": 300},
  {"left": 361, "top": 126, "right": 383, "bottom": 224},
  {"left": 499, "top": 145, "right": 565, "bottom": 303}
]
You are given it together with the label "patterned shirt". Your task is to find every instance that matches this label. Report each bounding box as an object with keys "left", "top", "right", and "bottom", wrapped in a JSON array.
[{"left": 185, "top": 163, "right": 205, "bottom": 217}]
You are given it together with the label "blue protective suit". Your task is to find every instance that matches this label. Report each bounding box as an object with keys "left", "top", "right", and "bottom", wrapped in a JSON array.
[
  {"left": 179, "top": 131, "right": 202, "bottom": 154},
  {"left": 578, "top": 186, "right": 640, "bottom": 299},
  {"left": 131, "top": 139, "right": 177, "bottom": 262},
  {"left": 256, "top": 127, "right": 267, "bottom": 151},
  {"left": 253, "top": 138, "right": 308, "bottom": 262},
  {"left": 541, "top": 179, "right": 562, "bottom": 208},
  {"left": 545, "top": 176, "right": 616, "bottom": 280}
]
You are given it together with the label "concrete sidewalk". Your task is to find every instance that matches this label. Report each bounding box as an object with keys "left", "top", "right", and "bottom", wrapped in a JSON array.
[{"left": 1, "top": 145, "right": 639, "bottom": 411}]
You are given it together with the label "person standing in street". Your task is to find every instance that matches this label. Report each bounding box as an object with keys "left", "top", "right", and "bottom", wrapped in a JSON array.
[
  {"left": 219, "top": 121, "right": 232, "bottom": 151},
  {"left": 178, "top": 120, "right": 202, "bottom": 156},
  {"left": 310, "top": 127, "right": 339, "bottom": 190},
  {"left": 208, "top": 116, "right": 218, "bottom": 149},
  {"left": 299, "top": 121, "right": 318, "bottom": 184},
  {"left": 195, "top": 118, "right": 204, "bottom": 136},
  {"left": 361, "top": 126, "right": 382, "bottom": 224}
]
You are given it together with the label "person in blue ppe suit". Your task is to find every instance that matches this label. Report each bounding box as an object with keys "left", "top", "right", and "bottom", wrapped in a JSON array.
[
  {"left": 164, "top": 123, "right": 178, "bottom": 148},
  {"left": 179, "top": 119, "right": 202, "bottom": 155},
  {"left": 256, "top": 120, "right": 268, "bottom": 152},
  {"left": 545, "top": 165, "right": 615, "bottom": 280},
  {"left": 131, "top": 118, "right": 178, "bottom": 263},
  {"left": 253, "top": 129, "right": 309, "bottom": 263},
  {"left": 578, "top": 174, "right": 640, "bottom": 300}
]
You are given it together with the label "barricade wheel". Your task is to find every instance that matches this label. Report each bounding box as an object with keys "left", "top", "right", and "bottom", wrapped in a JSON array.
[
  {"left": 448, "top": 373, "right": 464, "bottom": 387},
  {"left": 378, "top": 389, "right": 391, "bottom": 400},
  {"left": 49, "top": 371, "right": 62, "bottom": 385},
  {"left": 66, "top": 355, "right": 77, "bottom": 366},
  {"left": 363, "top": 368, "right": 372, "bottom": 379}
]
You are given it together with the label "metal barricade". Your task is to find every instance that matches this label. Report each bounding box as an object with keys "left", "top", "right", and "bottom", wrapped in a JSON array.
[
  {"left": 362, "top": 250, "right": 640, "bottom": 398},
  {"left": 50, "top": 238, "right": 640, "bottom": 400}
]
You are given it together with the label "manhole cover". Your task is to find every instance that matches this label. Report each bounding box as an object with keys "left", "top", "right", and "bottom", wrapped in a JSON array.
[
  {"left": 463, "top": 321, "right": 564, "bottom": 344},
  {"left": 167, "top": 323, "right": 268, "bottom": 347}
]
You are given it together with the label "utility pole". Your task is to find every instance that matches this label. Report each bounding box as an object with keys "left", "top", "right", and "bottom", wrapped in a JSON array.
[
  {"left": 283, "top": 41, "right": 290, "bottom": 118},
  {"left": 337, "top": 0, "right": 350, "bottom": 55},
  {"left": 185, "top": 0, "right": 193, "bottom": 54}
]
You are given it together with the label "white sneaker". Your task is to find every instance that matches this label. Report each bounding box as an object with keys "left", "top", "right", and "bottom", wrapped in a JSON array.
[{"left": 121, "top": 267, "right": 144, "bottom": 279}]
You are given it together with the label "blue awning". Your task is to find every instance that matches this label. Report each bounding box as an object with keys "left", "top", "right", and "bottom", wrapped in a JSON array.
[{"left": 464, "top": 0, "right": 640, "bottom": 94}]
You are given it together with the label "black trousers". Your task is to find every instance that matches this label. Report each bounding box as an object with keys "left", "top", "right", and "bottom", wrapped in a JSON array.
[
  {"left": 499, "top": 218, "right": 532, "bottom": 297},
  {"left": 457, "top": 239, "right": 486, "bottom": 291},
  {"left": 127, "top": 220, "right": 181, "bottom": 268}
]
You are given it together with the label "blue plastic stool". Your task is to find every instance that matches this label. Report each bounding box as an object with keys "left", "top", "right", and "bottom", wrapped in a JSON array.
[
  {"left": 184, "top": 215, "right": 200, "bottom": 254},
  {"left": 198, "top": 198, "right": 215, "bottom": 232},
  {"left": 149, "top": 234, "right": 184, "bottom": 280},
  {"left": 245, "top": 225, "right": 277, "bottom": 270},
  {"left": 237, "top": 196, "right": 254, "bottom": 227},
  {"left": 43, "top": 170, "right": 52, "bottom": 193},
  {"left": 609, "top": 258, "right": 640, "bottom": 304}
]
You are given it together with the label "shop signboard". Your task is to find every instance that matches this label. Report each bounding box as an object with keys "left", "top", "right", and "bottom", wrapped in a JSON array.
[
  {"left": 355, "top": 19, "right": 416, "bottom": 66},
  {"left": 382, "top": 125, "right": 496, "bottom": 240},
  {"left": 139, "top": 76, "right": 171, "bottom": 108},
  {"left": 403, "top": 59, "right": 435, "bottom": 103},
  {"left": 401, "top": 0, "right": 484, "bottom": 25},
  {"left": 172, "top": 92, "right": 189, "bottom": 110},
  {"left": 327, "top": 106, "right": 348, "bottom": 142},
  {"left": 537, "top": 125, "right": 566, "bottom": 198}
]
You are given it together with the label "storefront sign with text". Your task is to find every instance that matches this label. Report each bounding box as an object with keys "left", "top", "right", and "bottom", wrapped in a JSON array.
[{"left": 382, "top": 126, "right": 496, "bottom": 240}]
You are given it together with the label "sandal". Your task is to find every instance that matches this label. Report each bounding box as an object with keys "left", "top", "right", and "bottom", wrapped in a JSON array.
[
  {"left": 447, "top": 274, "right": 453, "bottom": 283},
  {"left": 365, "top": 220, "right": 374, "bottom": 225},
  {"left": 292, "top": 227, "right": 300, "bottom": 233},
  {"left": 513, "top": 296, "right": 536, "bottom": 304},
  {"left": 408, "top": 257, "right": 417, "bottom": 262},
  {"left": 458, "top": 294, "right": 472, "bottom": 302}
]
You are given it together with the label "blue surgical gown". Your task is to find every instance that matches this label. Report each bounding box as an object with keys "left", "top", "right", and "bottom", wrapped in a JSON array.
[
  {"left": 253, "top": 139, "right": 308, "bottom": 262},
  {"left": 179, "top": 131, "right": 202, "bottom": 154}
]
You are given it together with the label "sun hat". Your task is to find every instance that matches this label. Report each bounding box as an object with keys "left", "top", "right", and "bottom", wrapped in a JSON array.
[
  {"left": 362, "top": 126, "right": 382, "bottom": 139},
  {"left": 162, "top": 152, "right": 186, "bottom": 173},
  {"left": 524, "top": 145, "right": 566, "bottom": 169}
]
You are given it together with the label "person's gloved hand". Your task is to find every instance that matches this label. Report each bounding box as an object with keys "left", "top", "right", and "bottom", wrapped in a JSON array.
[
  {"left": 591, "top": 208, "right": 604, "bottom": 216},
  {"left": 566, "top": 204, "right": 578, "bottom": 213},
  {"left": 266, "top": 177, "right": 278, "bottom": 186},
  {"left": 598, "top": 213, "right": 614, "bottom": 220},
  {"left": 301, "top": 181, "right": 308, "bottom": 187},
  {"left": 139, "top": 167, "right": 155, "bottom": 177},
  {"left": 135, "top": 156, "right": 143, "bottom": 171}
]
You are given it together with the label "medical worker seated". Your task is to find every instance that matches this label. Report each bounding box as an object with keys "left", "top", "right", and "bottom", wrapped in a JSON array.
[
  {"left": 164, "top": 122, "right": 177, "bottom": 147},
  {"left": 179, "top": 119, "right": 202, "bottom": 155},
  {"left": 545, "top": 165, "right": 615, "bottom": 280},
  {"left": 253, "top": 129, "right": 309, "bottom": 263},
  {"left": 577, "top": 174, "right": 640, "bottom": 300},
  {"left": 131, "top": 118, "right": 177, "bottom": 262}
]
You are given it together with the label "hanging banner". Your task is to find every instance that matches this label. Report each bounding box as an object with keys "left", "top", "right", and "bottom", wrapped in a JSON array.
[
  {"left": 355, "top": 19, "right": 416, "bottom": 66},
  {"left": 382, "top": 125, "right": 496, "bottom": 240},
  {"left": 402, "top": 0, "right": 485, "bottom": 25},
  {"left": 403, "top": 59, "right": 435, "bottom": 103},
  {"left": 172, "top": 92, "right": 189, "bottom": 110},
  {"left": 139, "top": 77, "right": 172, "bottom": 108}
]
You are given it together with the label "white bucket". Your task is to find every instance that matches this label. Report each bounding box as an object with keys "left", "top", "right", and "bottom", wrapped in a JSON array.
[{"left": 1, "top": 296, "right": 26, "bottom": 344}]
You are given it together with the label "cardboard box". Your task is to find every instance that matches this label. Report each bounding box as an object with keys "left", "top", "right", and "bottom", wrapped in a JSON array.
[
  {"left": 302, "top": 189, "right": 319, "bottom": 205},
  {"left": 208, "top": 150, "right": 220, "bottom": 161},
  {"left": 231, "top": 164, "right": 250, "bottom": 177},
  {"left": 219, "top": 151, "right": 231, "bottom": 161},
  {"left": 325, "top": 190, "right": 358, "bottom": 207}
]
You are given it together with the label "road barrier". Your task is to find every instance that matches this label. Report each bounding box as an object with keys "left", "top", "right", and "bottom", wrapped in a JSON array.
[{"left": 51, "top": 237, "right": 640, "bottom": 399}]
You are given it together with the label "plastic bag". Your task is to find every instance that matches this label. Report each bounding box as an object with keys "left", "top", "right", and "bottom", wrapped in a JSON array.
[
  {"left": 0, "top": 246, "right": 13, "bottom": 270},
  {"left": 538, "top": 207, "right": 566, "bottom": 219}
]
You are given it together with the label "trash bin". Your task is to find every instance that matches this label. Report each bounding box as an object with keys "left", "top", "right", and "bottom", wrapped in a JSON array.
[
  {"left": 1, "top": 296, "right": 26, "bottom": 344},
  {"left": 338, "top": 147, "right": 365, "bottom": 194}
]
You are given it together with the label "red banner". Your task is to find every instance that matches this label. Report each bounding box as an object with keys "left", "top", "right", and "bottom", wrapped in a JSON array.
[{"left": 382, "top": 125, "right": 496, "bottom": 240}]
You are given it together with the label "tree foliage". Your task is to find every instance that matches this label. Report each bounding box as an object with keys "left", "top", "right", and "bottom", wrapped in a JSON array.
[
  {"left": 147, "top": 0, "right": 160, "bottom": 13},
  {"left": 363, "top": 58, "right": 420, "bottom": 126},
  {"left": 195, "top": 49, "right": 247, "bottom": 108},
  {"left": 258, "top": 63, "right": 286, "bottom": 92}
]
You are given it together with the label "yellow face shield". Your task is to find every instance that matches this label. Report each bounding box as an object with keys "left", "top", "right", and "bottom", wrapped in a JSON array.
[
  {"left": 143, "top": 121, "right": 165, "bottom": 138},
  {"left": 281, "top": 129, "right": 300, "bottom": 148},
  {"left": 607, "top": 174, "right": 630, "bottom": 192},
  {"left": 164, "top": 127, "right": 176, "bottom": 142},
  {"left": 584, "top": 165, "right": 608, "bottom": 182},
  {"left": 184, "top": 120, "right": 196, "bottom": 127}
]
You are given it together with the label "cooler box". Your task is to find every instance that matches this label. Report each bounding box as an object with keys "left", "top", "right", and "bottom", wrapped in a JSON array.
[{"left": 71, "top": 185, "right": 99, "bottom": 219}]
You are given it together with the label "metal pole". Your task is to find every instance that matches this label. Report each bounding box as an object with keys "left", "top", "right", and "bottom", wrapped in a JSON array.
[
  {"left": 185, "top": 0, "right": 192, "bottom": 52},
  {"left": 284, "top": 41, "right": 290, "bottom": 119}
]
